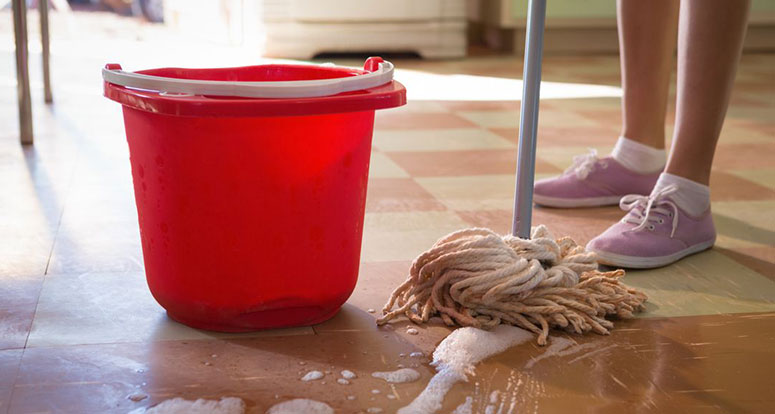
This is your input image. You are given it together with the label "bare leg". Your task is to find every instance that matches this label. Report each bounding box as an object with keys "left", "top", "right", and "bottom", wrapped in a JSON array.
[
  {"left": 666, "top": 0, "right": 750, "bottom": 185},
  {"left": 617, "top": 0, "right": 679, "bottom": 149}
]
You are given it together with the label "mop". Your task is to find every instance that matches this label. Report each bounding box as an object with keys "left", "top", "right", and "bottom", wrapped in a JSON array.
[{"left": 377, "top": 0, "right": 647, "bottom": 346}]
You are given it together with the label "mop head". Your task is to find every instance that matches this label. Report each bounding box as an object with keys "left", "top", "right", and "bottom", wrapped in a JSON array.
[{"left": 377, "top": 225, "right": 647, "bottom": 345}]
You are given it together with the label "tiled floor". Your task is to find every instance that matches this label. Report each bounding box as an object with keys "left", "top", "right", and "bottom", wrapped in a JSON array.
[{"left": 2, "top": 10, "right": 775, "bottom": 414}]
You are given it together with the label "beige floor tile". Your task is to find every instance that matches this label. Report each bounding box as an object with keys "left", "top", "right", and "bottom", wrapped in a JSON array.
[
  {"left": 712, "top": 200, "right": 775, "bottom": 248},
  {"left": 545, "top": 97, "right": 621, "bottom": 111},
  {"left": 361, "top": 211, "right": 469, "bottom": 262},
  {"left": 368, "top": 152, "right": 410, "bottom": 179},
  {"left": 717, "top": 121, "right": 775, "bottom": 145},
  {"left": 726, "top": 106, "right": 775, "bottom": 122},
  {"left": 728, "top": 169, "right": 775, "bottom": 190},
  {"left": 373, "top": 128, "right": 514, "bottom": 152},
  {"left": 456, "top": 109, "right": 599, "bottom": 130},
  {"left": 415, "top": 175, "right": 516, "bottom": 211},
  {"left": 27, "top": 272, "right": 314, "bottom": 347},
  {"left": 714, "top": 234, "right": 771, "bottom": 250},
  {"left": 385, "top": 100, "right": 449, "bottom": 114},
  {"left": 625, "top": 250, "right": 775, "bottom": 317}
]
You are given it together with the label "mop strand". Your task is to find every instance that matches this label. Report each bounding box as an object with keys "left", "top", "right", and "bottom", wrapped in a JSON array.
[{"left": 377, "top": 225, "right": 647, "bottom": 345}]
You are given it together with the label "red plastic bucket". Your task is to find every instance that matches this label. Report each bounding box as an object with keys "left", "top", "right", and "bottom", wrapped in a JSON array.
[{"left": 103, "top": 58, "right": 405, "bottom": 331}]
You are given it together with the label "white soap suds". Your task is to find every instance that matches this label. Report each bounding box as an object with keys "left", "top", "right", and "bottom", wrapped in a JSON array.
[
  {"left": 301, "top": 371, "right": 324, "bottom": 381},
  {"left": 346, "top": 395, "right": 356, "bottom": 401},
  {"left": 451, "top": 396, "right": 473, "bottom": 414},
  {"left": 371, "top": 368, "right": 421, "bottom": 384},
  {"left": 127, "top": 392, "right": 148, "bottom": 402},
  {"left": 409, "top": 352, "right": 424, "bottom": 358},
  {"left": 406, "top": 328, "right": 419, "bottom": 335},
  {"left": 387, "top": 394, "right": 396, "bottom": 400},
  {"left": 367, "top": 308, "right": 376, "bottom": 313},
  {"left": 266, "top": 399, "right": 333, "bottom": 414},
  {"left": 489, "top": 390, "right": 500, "bottom": 404},
  {"left": 341, "top": 370, "right": 357, "bottom": 379},
  {"left": 337, "top": 378, "right": 350, "bottom": 385},
  {"left": 134, "top": 397, "right": 245, "bottom": 414},
  {"left": 367, "top": 408, "right": 383, "bottom": 413},
  {"left": 524, "top": 337, "right": 576, "bottom": 369},
  {"left": 371, "top": 389, "right": 381, "bottom": 394},
  {"left": 397, "top": 325, "right": 533, "bottom": 414}
]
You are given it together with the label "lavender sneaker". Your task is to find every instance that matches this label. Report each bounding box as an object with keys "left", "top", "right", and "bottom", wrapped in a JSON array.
[
  {"left": 586, "top": 185, "right": 716, "bottom": 269},
  {"left": 534, "top": 150, "right": 660, "bottom": 208}
]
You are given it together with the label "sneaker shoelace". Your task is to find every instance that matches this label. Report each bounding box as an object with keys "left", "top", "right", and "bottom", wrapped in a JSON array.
[
  {"left": 565, "top": 149, "right": 608, "bottom": 179},
  {"left": 619, "top": 184, "right": 679, "bottom": 238}
]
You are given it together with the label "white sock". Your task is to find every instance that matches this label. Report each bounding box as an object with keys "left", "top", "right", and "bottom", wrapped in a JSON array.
[
  {"left": 652, "top": 173, "right": 711, "bottom": 216},
  {"left": 611, "top": 136, "right": 666, "bottom": 174}
]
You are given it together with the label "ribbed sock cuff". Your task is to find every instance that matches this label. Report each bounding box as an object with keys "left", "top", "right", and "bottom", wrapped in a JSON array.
[
  {"left": 611, "top": 136, "right": 666, "bottom": 174},
  {"left": 652, "top": 172, "right": 711, "bottom": 216}
]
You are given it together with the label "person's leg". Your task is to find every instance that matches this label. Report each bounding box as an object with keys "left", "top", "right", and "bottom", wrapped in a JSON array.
[
  {"left": 587, "top": 0, "right": 751, "bottom": 269},
  {"left": 664, "top": 0, "right": 751, "bottom": 185},
  {"left": 617, "top": 0, "right": 679, "bottom": 149},
  {"left": 533, "top": 0, "right": 677, "bottom": 208}
]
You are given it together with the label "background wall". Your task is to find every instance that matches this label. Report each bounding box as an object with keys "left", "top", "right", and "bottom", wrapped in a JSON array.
[
  {"left": 510, "top": 0, "right": 775, "bottom": 20},
  {"left": 469, "top": 0, "right": 775, "bottom": 54}
]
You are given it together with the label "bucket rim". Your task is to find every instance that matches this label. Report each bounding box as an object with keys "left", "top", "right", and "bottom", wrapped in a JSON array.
[
  {"left": 103, "top": 58, "right": 394, "bottom": 99},
  {"left": 103, "top": 57, "right": 406, "bottom": 117}
]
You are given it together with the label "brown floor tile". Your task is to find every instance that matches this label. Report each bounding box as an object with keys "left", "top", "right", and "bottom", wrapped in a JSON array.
[
  {"left": 713, "top": 143, "right": 775, "bottom": 170},
  {"left": 386, "top": 150, "right": 560, "bottom": 177},
  {"left": 710, "top": 170, "right": 775, "bottom": 201},
  {"left": 455, "top": 206, "right": 623, "bottom": 247},
  {"left": 374, "top": 112, "right": 478, "bottom": 130},
  {"left": 365, "top": 178, "right": 447, "bottom": 213}
]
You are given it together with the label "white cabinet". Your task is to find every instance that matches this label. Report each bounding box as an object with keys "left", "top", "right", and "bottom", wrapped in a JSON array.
[{"left": 165, "top": 0, "right": 467, "bottom": 59}]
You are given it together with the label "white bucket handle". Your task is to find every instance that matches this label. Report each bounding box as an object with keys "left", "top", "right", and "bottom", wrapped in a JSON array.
[{"left": 102, "top": 59, "right": 394, "bottom": 99}]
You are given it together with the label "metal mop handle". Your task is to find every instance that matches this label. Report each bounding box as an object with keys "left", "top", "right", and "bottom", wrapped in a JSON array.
[{"left": 512, "top": 0, "right": 547, "bottom": 239}]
